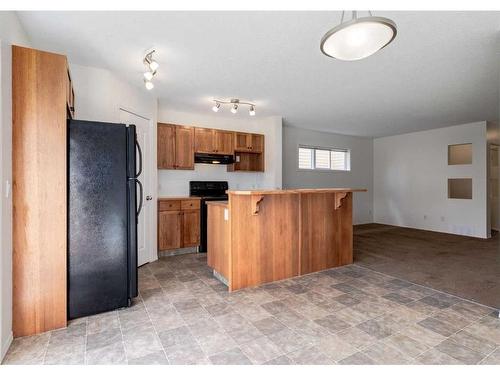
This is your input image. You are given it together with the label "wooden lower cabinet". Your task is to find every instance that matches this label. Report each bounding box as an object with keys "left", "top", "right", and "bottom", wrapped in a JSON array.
[
  {"left": 158, "top": 199, "right": 200, "bottom": 251},
  {"left": 182, "top": 210, "right": 200, "bottom": 247},
  {"left": 158, "top": 211, "right": 182, "bottom": 250}
]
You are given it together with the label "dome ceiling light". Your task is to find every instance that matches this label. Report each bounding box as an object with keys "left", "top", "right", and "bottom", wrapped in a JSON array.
[
  {"left": 212, "top": 99, "right": 256, "bottom": 116},
  {"left": 320, "top": 11, "right": 397, "bottom": 61}
]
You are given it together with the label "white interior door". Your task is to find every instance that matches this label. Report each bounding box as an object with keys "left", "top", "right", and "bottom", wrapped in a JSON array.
[{"left": 120, "top": 109, "right": 153, "bottom": 266}]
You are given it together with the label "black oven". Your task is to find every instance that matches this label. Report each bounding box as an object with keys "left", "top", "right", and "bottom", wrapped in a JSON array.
[{"left": 189, "top": 181, "right": 228, "bottom": 253}]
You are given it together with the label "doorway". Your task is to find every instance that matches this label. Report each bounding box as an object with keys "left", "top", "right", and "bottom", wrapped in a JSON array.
[{"left": 119, "top": 108, "right": 154, "bottom": 266}]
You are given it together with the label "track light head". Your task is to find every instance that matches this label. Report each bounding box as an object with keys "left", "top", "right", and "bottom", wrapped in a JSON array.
[
  {"left": 212, "top": 102, "right": 221, "bottom": 112},
  {"left": 148, "top": 60, "right": 159, "bottom": 73},
  {"left": 249, "top": 105, "right": 256, "bottom": 116},
  {"left": 231, "top": 104, "right": 238, "bottom": 114},
  {"left": 143, "top": 71, "right": 154, "bottom": 81},
  {"left": 144, "top": 79, "right": 154, "bottom": 90}
]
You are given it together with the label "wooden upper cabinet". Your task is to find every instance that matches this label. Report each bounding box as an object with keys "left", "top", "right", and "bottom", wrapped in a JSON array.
[
  {"left": 195, "top": 128, "right": 234, "bottom": 155},
  {"left": 250, "top": 134, "right": 264, "bottom": 153},
  {"left": 194, "top": 127, "right": 215, "bottom": 154},
  {"left": 157, "top": 123, "right": 264, "bottom": 171},
  {"left": 234, "top": 132, "right": 250, "bottom": 152},
  {"left": 157, "top": 123, "right": 194, "bottom": 170},
  {"left": 175, "top": 126, "right": 195, "bottom": 169},
  {"left": 214, "top": 130, "right": 234, "bottom": 155},
  {"left": 234, "top": 132, "right": 263, "bottom": 153},
  {"left": 157, "top": 123, "right": 176, "bottom": 169},
  {"left": 158, "top": 211, "right": 182, "bottom": 250}
]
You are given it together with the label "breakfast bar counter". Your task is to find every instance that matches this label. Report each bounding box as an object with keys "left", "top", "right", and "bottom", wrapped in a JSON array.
[{"left": 207, "top": 188, "right": 366, "bottom": 291}]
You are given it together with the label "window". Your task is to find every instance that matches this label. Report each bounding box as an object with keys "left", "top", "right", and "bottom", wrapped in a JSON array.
[
  {"left": 448, "top": 143, "right": 472, "bottom": 165},
  {"left": 298, "top": 146, "right": 350, "bottom": 171},
  {"left": 448, "top": 178, "right": 472, "bottom": 199}
]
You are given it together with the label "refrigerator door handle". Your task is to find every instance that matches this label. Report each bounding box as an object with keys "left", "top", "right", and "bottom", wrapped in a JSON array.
[
  {"left": 135, "top": 179, "right": 143, "bottom": 217},
  {"left": 135, "top": 140, "right": 143, "bottom": 178}
]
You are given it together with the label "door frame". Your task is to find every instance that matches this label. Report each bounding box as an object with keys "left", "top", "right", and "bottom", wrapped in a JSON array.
[
  {"left": 489, "top": 143, "right": 499, "bottom": 233},
  {"left": 119, "top": 107, "right": 157, "bottom": 264}
]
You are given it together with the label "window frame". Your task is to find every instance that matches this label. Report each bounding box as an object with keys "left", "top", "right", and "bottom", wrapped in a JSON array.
[{"left": 297, "top": 144, "right": 351, "bottom": 172}]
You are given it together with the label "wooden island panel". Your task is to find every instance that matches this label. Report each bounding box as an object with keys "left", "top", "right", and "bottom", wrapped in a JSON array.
[
  {"left": 230, "top": 194, "right": 299, "bottom": 290},
  {"left": 207, "top": 188, "right": 365, "bottom": 291},
  {"left": 207, "top": 202, "right": 231, "bottom": 283},
  {"left": 300, "top": 192, "right": 353, "bottom": 275}
]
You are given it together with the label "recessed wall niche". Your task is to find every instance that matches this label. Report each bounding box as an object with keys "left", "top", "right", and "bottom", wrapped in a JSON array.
[
  {"left": 448, "top": 178, "right": 472, "bottom": 199},
  {"left": 448, "top": 143, "right": 472, "bottom": 165}
]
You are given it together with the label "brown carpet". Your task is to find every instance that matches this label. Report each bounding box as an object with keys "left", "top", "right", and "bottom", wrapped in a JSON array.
[{"left": 354, "top": 223, "right": 500, "bottom": 308}]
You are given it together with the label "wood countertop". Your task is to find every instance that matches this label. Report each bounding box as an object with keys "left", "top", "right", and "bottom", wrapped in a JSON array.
[
  {"left": 205, "top": 201, "right": 228, "bottom": 207},
  {"left": 227, "top": 188, "right": 367, "bottom": 196}
]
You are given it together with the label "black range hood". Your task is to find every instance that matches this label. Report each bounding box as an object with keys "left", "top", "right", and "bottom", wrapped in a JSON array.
[{"left": 195, "top": 153, "right": 234, "bottom": 165}]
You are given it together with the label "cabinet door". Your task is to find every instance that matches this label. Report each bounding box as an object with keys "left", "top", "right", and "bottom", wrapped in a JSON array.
[
  {"left": 250, "top": 134, "right": 264, "bottom": 153},
  {"left": 182, "top": 210, "right": 200, "bottom": 247},
  {"left": 234, "top": 132, "right": 250, "bottom": 152},
  {"left": 157, "top": 124, "right": 176, "bottom": 169},
  {"left": 194, "top": 128, "right": 215, "bottom": 153},
  {"left": 158, "top": 211, "right": 182, "bottom": 250},
  {"left": 175, "top": 126, "right": 194, "bottom": 169},
  {"left": 215, "top": 130, "right": 234, "bottom": 155}
]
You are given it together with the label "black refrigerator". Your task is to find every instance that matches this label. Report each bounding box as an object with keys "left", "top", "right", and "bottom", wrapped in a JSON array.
[{"left": 68, "top": 120, "right": 141, "bottom": 319}]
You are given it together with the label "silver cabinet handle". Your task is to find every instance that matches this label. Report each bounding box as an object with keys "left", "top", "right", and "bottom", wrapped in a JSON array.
[{"left": 146, "top": 195, "right": 152, "bottom": 201}]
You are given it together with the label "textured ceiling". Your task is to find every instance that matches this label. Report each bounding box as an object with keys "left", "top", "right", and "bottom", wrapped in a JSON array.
[{"left": 17, "top": 11, "right": 500, "bottom": 137}]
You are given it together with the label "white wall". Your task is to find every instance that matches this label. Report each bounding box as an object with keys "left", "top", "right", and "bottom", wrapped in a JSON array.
[
  {"left": 374, "top": 122, "right": 488, "bottom": 238},
  {"left": 0, "top": 11, "right": 30, "bottom": 361},
  {"left": 156, "top": 107, "right": 283, "bottom": 196},
  {"left": 282, "top": 125, "right": 373, "bottom": 224},
  {"left": 70, "top": 64, "right": 157, "bottom": 124}
]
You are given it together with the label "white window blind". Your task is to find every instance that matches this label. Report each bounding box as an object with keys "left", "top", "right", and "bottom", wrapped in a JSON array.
[
  {"left": 298, "top": 146, "right": 350, "bottom": 171},
  {"left": 298, "top": 147, "right": 314, "bottom": 169},
  {"left": 331, "top": 150, "right": 347, "bottom": 170},
  {"left": 315, "top": 149, "right": 331, "bottom": 169}
]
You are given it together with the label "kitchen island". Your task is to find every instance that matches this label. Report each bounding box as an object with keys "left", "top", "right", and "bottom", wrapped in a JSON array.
[{"left": 207, "top": 188, "right": 366, "bottom": 291}]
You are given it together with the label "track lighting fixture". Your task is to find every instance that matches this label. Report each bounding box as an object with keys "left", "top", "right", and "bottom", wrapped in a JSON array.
[
  {"left": 143, "top": 49, "right": 158, "bottom": 90},
  {"left": 211, "top": 99, "right": 256, "bottom": 116}
]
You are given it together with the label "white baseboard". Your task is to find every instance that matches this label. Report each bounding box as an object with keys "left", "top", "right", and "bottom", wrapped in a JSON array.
[{"left": 1, "top": 331, "right": 13, "bottom": 362}]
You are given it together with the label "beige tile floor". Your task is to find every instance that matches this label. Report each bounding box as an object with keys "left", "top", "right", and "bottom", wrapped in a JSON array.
[{"left": 2, "top": 253, "right": 499, "bottom": 365}]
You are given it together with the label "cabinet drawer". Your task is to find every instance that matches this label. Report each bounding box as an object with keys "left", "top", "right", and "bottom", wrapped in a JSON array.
[
  {"left": 159, "top": 200, "right": 181, "bottom": 211},
  {"left": 181, "top": 199, "right": 200, "bottom": 210}
]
